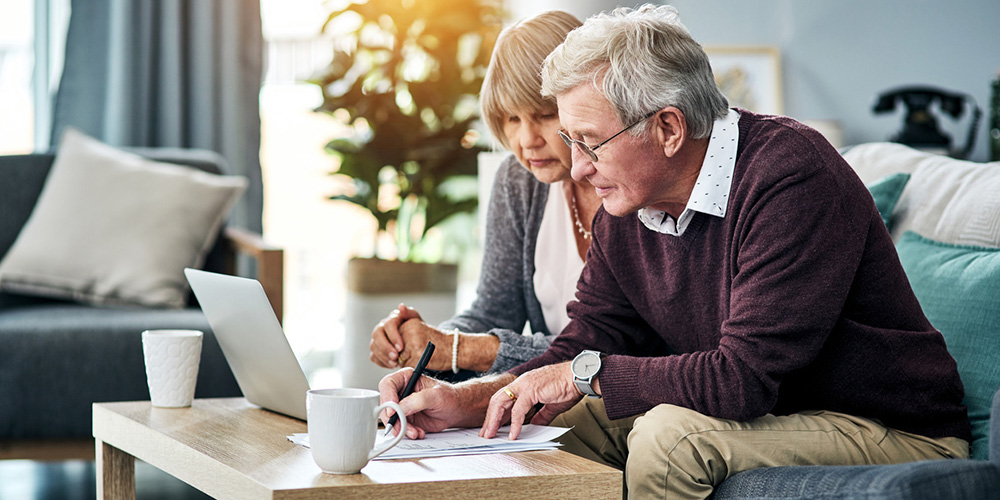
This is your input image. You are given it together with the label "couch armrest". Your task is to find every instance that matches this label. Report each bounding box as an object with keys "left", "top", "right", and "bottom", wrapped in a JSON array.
[
  {"left": 992, "top": 386, "right": 1000, "bottom": 464},
  {"left": 222, "top": 227, "right": 284, "bottom": 324}
]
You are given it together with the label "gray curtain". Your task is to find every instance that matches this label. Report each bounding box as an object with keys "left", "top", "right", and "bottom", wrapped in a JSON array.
[{"left": 51, "top": 0, "right": 264, "bottom": 232}]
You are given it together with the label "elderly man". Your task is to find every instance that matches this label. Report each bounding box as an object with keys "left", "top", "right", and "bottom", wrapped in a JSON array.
[{"left": 378, "top": 5, "right": 970, "bottom": 499}]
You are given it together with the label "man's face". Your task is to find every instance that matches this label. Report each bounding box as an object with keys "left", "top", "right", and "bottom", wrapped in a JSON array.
[{"left": 557, "top": 84, "right": 676, "bottom": 217}]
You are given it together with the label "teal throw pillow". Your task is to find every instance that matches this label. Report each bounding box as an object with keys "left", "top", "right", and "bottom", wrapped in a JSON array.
[
  {"left": 866, "top": 172, "right": 910, "bottom": 229},
  {"left": 896, "top": 231, "right": 1000, "bottom": 460}
]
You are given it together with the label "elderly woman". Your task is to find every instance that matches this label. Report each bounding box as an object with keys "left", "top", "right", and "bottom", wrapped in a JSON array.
[{"left": 368, "top": 10, "right": 600, "bottom": 377}]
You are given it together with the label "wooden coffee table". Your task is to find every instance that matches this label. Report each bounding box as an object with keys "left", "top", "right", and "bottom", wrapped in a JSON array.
[{"left": 93, "top": 398, "right": 621, "bottom": 499}]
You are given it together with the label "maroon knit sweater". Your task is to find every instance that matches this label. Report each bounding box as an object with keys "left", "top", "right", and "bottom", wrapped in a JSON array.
[{"left": 512, "top": 110, "right": 971, "bottom": 441}]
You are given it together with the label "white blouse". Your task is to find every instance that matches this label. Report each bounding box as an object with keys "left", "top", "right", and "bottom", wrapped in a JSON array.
[{"left": 533, "top": 181, "right": 586, "bottom": 336}]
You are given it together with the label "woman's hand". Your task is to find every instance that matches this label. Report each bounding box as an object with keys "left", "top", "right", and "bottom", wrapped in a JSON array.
[
  {"left": 369, "top": 304, "right": 423, "bottom": 368},
  {"left": 370, "top": 305, "right": 503, "bottom": 373},
  {"left": 397, "top": 319, "right": 454, "bottom": 372}
]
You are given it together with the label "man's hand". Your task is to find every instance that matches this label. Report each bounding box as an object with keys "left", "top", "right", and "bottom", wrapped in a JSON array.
[
  {"left": 378, "top": 370, "right": 514, "bottom": 439},
  {"left": 369, "top": 304, "right": 422, "bottom": 368},
  {"left": 480, "top": 361, "right": 583, "bottom": 441}
]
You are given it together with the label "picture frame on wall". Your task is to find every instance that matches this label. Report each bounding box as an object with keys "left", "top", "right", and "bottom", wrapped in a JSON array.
[{"left": 704, "top": 46, "right": 783, "bottom": 115}]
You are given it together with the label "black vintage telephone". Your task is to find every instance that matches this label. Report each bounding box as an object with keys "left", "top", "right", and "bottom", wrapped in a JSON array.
[{"left": 872, "top": 86, "right": 981, "bottom": 159}]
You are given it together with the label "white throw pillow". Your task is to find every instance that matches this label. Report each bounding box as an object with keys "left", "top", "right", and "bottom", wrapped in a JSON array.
[
  {"left": 0, "top": 129, "right": 247, "bottom": 308},
  {"left": 844, "top": 142, "right": 1000, "bottom": 248}
]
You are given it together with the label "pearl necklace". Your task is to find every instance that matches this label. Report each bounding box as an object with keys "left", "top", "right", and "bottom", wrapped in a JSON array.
[{"left": 570, "top": 192, "right": 592, "bottom": 240}]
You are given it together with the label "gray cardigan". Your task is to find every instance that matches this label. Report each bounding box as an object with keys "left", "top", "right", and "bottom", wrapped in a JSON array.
[{"left": 438, "top": 154, "right": 558, "bottom": 373}]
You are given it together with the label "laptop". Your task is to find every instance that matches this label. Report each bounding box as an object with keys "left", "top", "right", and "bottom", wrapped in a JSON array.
[{"left": 185, "top": 268, "right": 310, "bottom": 420}]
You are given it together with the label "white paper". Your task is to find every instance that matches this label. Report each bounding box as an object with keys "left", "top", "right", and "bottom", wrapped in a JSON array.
[
  {"left": 287, "top": 424, "right": 570, "bottom": 460},
  {"left": 375, "top": 443, "right": 562, "bottom": 459}
]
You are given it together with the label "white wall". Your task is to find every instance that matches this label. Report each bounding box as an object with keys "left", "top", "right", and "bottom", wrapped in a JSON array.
[
  {"left": 504, "top": 0, "right": 608, "bottom": 26},
  {"left": 505, "top": 0, "right": 1000, "bottom": 161}
]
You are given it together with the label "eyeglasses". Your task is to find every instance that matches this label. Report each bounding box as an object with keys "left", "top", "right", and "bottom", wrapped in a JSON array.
[{"left": 558, "top": 110, "right": 658, "bottom": 162}]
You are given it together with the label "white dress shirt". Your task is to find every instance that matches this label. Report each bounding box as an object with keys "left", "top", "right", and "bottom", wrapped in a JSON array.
[{"left": 638, "top": 109, "right": 741, "bottom": 236}]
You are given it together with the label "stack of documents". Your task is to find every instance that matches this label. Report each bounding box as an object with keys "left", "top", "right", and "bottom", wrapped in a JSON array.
[{"left": 287, "top": 424, "right": 570, "bottom": 460}]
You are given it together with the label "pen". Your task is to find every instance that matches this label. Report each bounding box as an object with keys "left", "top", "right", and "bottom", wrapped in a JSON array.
[{"left": 384, "top": 341, "right": 435, "bottom": 436}]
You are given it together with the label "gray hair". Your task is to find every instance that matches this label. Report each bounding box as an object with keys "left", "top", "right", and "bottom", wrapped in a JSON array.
[{"left": 541, "top": 4, "right": 728, "bottom": 140}]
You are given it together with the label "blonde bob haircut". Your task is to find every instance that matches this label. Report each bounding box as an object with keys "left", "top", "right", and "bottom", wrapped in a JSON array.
[
  {"left": 480, "top": 11, "right": 582, "bottom": 149},
  {"left": 541, "top": 4, "right": 728, "bottom": 140}
]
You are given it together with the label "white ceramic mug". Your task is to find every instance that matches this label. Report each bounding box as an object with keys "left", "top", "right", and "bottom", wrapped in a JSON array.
[
  {"left": 142, "top": 329, "right": 203, "bottom": 407},
  {"left": 307, "top": 388, "right": 406, "bottom": 474}
]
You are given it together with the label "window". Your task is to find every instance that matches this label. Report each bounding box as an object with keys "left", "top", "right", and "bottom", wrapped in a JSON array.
[
  {"left": 0, "top": 1, "right": 35, "bottom": 154},
  {"left": 259, "top": 1, "right": 482, "bottom": 386},
  {"left": 1, "top": 0, "right": 69, "bottom": 154},
  {"left": 260, "top": 0, "right": 375, "bottom": 387}
]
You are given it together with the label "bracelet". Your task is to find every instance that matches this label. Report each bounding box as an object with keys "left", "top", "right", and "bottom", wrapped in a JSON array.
[{"left": 451, "top": 329, "right": 460, "bottom": 374}]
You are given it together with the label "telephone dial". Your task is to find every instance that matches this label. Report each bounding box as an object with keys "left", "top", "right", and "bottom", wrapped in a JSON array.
[{"left": 872, "top": 86, "right": 981, "bottom": 159}]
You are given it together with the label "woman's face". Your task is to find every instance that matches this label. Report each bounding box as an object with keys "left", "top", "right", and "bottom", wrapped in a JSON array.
[{"left": 502, "top": 107, "right": 574, "bottom": 184}]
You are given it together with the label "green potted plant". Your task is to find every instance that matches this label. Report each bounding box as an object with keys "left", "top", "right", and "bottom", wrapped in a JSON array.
[
  {"left": 311, "top": 0, "right": 501, "bottom": 389},
  {"left": 313, "top": 0, "right": 500, "bottom": 268}
]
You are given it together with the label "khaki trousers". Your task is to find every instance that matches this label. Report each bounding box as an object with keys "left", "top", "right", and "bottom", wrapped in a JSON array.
[{"left": 550, "top": 398, "right": 968, "bottom": 500}]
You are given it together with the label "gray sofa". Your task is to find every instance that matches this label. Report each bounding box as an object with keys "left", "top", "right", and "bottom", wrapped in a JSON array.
[
  {"left": 714, "top": 143, "right": 1000, "bottom": 499},
  {"left": 0, "top": 149, "right": 283, "bottom": 459},
  {"left": 716, "top": 388, "right": 1000, "bottom": 499}
]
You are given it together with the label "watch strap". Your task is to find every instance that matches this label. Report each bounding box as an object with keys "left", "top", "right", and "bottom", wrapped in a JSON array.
[{"left": 574, "top": 376, "right": 599, "bottom": 397}]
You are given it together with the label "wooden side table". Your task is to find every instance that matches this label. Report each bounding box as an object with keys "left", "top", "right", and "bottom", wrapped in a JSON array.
[{"left": 93, "top": 398, "right": 622, "bottom": 499}]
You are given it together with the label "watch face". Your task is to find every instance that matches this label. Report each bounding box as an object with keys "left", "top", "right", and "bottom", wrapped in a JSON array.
[{"left": 572, "top": 352, "right": 601, "bottom": 378}]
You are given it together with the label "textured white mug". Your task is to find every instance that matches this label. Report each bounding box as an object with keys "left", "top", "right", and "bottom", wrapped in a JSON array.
[
  {"left": 142, "top": 329, "right": 203, "bottom": 407},
  {"left": 307, "top": 388, "right": 406, "bottom": 474}
]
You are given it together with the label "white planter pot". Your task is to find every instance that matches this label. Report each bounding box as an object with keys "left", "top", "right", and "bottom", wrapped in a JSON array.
[{"left": 339, "top": 258, "right": 458, "bottom": 391}]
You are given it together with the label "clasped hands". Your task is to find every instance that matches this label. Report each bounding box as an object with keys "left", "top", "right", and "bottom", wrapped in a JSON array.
[
  {"left": 370, "top": 304, "right": 453, "bottom": 372},
  {"left": 377, "top": 361, "right": 584, "bottom": 441}
]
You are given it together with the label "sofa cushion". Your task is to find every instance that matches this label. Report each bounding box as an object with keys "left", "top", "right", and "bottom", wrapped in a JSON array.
[
  {"left": 714, "top": 459, "right": 1000, "bottom": 500},
  {"left": 867, "top": 173, "right": 910, "bottom": 229},
  {"left": 0, "top": 303, "right": 240, "bottom": 438},
  {"left": 896, "top": 231, "right": 1000, "bottom": 460},
  {"left": 844, "top": 143, "right": 1000, "bottom": 247},
  {"left": 0, "top": 129, "right": 247, "bottom": 308}
]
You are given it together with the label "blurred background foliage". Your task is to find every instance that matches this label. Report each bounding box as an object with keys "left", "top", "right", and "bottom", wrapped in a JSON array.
[{"left": 312, "top": 0, "right": 502, "bottom": 262}]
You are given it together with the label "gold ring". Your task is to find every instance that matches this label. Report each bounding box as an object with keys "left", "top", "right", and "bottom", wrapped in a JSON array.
[
  {"left": 504, "top": 387, "right": 517, "bottom": 401},
  {"left": 398, "top": 354, "right": 409, "bottom": 365}
]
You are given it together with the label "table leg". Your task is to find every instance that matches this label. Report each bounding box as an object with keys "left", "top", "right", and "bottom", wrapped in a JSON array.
[{"left": 96, "top": 439, "right": 135, "bottom": 500}]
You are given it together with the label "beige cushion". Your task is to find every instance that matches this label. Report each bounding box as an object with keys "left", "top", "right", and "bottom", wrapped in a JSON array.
[
  {"left": 0, "top": 129, "right": 247, "bottom": 308},
  {"left": 844, "top": 142, "right": 1000, "bottom": 248}
]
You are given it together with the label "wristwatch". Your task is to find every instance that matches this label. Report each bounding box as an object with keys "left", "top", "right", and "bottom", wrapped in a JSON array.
[{"left": 571, "top": 350, "right": 604, "bottom": 398}]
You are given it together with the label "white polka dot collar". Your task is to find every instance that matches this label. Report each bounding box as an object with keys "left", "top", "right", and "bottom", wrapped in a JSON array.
[{"left": 638, "top": 109, "right": 740, "bottom": 236}]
